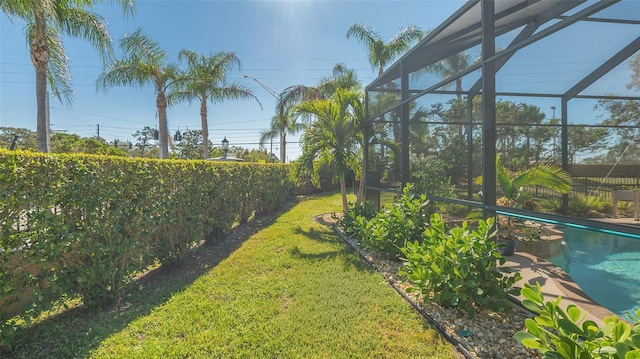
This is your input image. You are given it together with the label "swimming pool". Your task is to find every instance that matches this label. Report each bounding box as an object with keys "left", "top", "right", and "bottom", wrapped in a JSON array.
[{"left": 546, "top": 227, "right": 640, "bottom": 319}]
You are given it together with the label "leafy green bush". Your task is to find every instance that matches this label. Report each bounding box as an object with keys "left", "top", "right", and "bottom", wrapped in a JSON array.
[
  {"left": 440, "top": 202, "right": 471, "bottom": 219},
  {"left": 543, "top": 194, "right": 613, "bottom": 217},
  {"left": 0, "top": 150, "right": 293, "bottom": 347},
  {"left": 338, "top": 200, "right": 377, "bottom": 238},
  {"left": 569, "top": 194, "right": 613, "bottom": 217},
  {"left": 515, "top": 282, "right": 640, "bottom": 358},
  {"left": 399, "top": 215, "right": 521, "bottom": 317},
  {"left": 353, "top": 184, "right": 430, "bottom": 258},
  {"left": 409, "top": 154, "right": 453, "bottom": 214}
]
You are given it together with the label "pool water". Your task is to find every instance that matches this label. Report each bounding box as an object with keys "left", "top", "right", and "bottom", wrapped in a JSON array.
[{"left": 546, "top": 227, "right": 640, "bottom": 319}]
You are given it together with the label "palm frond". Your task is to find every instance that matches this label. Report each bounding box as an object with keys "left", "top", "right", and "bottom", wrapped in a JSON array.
[
  {"left": 96, "top": 59, "right": 154, "bottom": 91},
  {"left": 1, "top": 0, "right": 53, "bottom": 21},
  {"left": 120, "top": 28, "right": 166, "bottom": 66},
  {"left": 56, "top": 7, "right": 113, "bottom": 63},
  {"left": 345, "top": 23, "right": 379, "bottom": 48},
  {"left": 26, "top": 23, "right": 73, "bottom": 106}
]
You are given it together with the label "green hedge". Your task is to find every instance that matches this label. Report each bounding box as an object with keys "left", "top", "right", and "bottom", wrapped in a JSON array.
[{"left": 0, "top": 150, "right": 293, "bottom": 343}]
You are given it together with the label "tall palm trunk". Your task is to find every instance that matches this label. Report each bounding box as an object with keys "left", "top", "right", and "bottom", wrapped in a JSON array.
[
  {"left": 31, "top": 16, "right": 49, "bottom": 153},
  {"left": 200, "top": 96, "right": 209, "bottom": 158},
  {"left": 280, "top": 131, "right": 286, "bottom": 163},
  {"left": 339, "top": 173, "right": 348, "bottom": 212},
  {"left": 455, "top": 80, "right": 464, "bottom": 140},
  {"left": 156, "top": 91, "right": 169, "bottom": 159},
  {"left": 357, "top": 160, "right": 365, "bottom": 204}
]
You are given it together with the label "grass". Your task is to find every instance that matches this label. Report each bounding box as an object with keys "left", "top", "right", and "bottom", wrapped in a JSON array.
[{"left": 4, "top": 191, "right": 457, "bottom": 359}]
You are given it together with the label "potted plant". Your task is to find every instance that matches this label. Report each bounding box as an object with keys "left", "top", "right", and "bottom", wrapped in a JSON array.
[{"left": 494, "top": 157, "right": 572, "bottom": 255}]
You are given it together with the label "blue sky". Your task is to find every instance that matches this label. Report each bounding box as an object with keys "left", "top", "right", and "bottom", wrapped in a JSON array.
[{"left": 0, "top": 0, "right": 464, "bottom": 160}]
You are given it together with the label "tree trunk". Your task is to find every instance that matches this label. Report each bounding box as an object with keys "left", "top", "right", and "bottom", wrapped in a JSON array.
[
  {"left": 157, "top": 91, "right": 169, "bottom": 159},
  {"left": 357, "top": 171, "right": 365, "bottom": 204},
  {"left": 31, "top": 18, "right": 49, "bottom": 153},
  {"left": 339, "top": 173, "right": 348, "bottom": 213},
  {"left": 280, "top": 131, "right": 286, "bottom": 163},
  {"left": 200, "top": 96, "right": 209, "bottom": 159}
]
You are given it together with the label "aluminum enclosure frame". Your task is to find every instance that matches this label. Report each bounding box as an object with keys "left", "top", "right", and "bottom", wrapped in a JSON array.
[{"left": 364, "top": 0, "right": 640, "bottom": 237}]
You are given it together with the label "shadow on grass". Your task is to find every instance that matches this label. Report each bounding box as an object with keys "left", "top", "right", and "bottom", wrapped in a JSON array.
[
  {"left": 292, "top": 225, "right": 336, "bottom": 243},
  {"left": 289, "top": 226, "right": 373, "bottom": 273},
  {"left": 2, "top": 198, "right": 300, "bottom": 359}
]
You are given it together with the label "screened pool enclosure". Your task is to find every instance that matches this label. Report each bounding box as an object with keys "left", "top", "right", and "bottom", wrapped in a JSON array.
[{"left": 364, "top": 0, "right": 640, "bottom": 238}]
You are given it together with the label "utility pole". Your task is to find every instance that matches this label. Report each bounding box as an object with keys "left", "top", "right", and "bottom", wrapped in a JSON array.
[{"left": 96, "top": 124, "right": 100, "bottom": 139}]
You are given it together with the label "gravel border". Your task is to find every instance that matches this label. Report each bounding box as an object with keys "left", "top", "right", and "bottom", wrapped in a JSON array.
[{"left": 314, "top": 213, "right": 542, "bottom": 359}]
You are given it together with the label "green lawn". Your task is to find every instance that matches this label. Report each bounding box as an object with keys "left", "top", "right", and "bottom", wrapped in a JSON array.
[{"left": 6, "top": 192, "right": 456, "bottom": 359}]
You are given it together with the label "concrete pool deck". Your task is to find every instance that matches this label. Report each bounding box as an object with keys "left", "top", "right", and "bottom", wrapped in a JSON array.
[{"left": 505, "top": 252, "right": 616, "bottom": 326}]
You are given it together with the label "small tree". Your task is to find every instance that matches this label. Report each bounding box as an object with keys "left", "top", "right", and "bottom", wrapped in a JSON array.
[{"left": 294, "top": 88, "right": 362, "bottom": 212}]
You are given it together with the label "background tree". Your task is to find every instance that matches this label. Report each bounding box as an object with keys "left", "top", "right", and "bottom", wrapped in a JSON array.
[
  {"left": 315, "top": 63, "right": 361, "bottom": 98},
  {"left": 262, "top": 84, "right": 310, "bottom": 163},
  {"left": 50, "top": 132, "right": 126, "bottom": 156},
  {"left": 172, "top": 50, "right": 260, "bottom": 159},
  {"left": 258, "top": 128, "right": 278, "bottom": 162},
  {"left": 176, "top": 129, "right": 210, "bottom": 160},
  {"left": 131, "top": 126, "right": 159, "bottom": 158},
  {"left": 627, "top": 52, "right": 640, "bottom": 91},
  {"left": 242, "top": 148, "right": 272, "bottom": 163},
  {"left": 260, "top": 63, "right": 364, "bottom": 165},
  {"left": 428, "top": 52, "right": 474, "bottom": 100},
  {"left": 0, "top": 127, "right": 37, "bottom": 150},
  {"left": 97, "top": 28, "right": 180, "bottom": 159},
  {"left": 567, "top": 126, "right": 610, "bottom": 165},
  {"left": 346, "top": 23, "right": 424, "bottom": 76},
  {"left": 596, "top": 100, "right": 639, "bottom": 164},
  {"left": 427, "top": 98, "right": 479, "bottom": 185},
  {"left": 0, "top": 0, "right": 134, "bottom": 153}
]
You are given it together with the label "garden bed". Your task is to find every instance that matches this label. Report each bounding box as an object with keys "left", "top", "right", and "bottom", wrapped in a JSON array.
[{"left": 315, "top": 212, "right": 541, "bottom": 359}]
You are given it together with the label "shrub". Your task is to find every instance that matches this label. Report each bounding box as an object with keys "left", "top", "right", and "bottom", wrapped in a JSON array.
[
  {"left": 0, "top": 150, "right": 294, "bottom": 347},
  {"left": 409, "top": 154, "right": 453, "bottom": 214},
  {"left": 354, "top": 184, "right": 430, "bottom": 258},
  {"left": 543, "top": 194, "right": 613, "bottom": 217},
  {"left": 515, "top": 282, "right": 640, "bottom": 358},
  {"left": 398, "top": 215, "right": 521, "bottom": 317},
  {"left": 439, "top": 201, "right": 471, "bottom": 219},
  {"left": 338, "top": 200, "right": 377, "bottom": 238},
  {"left": 569, "top": 194, "right": 612, "bottom": 217}
]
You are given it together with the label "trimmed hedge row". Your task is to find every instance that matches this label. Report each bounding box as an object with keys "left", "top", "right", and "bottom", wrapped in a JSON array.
[{"left": 0, "top": 150, "right": 294, "bottom": 342}]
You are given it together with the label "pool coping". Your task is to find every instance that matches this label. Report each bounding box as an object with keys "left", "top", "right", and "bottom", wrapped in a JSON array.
[{"left": 506, "top": 252, "right": 616, "bottom": 326}]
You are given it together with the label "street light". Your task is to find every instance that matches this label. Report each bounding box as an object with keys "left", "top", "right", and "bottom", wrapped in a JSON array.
[
  {"left": 243, "top": 75, "right": 279, "bottom": 162},
  {"left": 221, "top": 136, "right": 229, "bottom": 159},
  {"left": 242, "top": 75, "right": 279, "bottom": 99}
]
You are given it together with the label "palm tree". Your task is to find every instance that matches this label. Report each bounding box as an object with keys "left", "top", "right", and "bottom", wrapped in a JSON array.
[
  {"left": 172, "top": 50, "right": 260, "bottom": 159},
  {"left": 315, "top": 63, "right": 361, "bottom": 97},
  {"left": 429, "top": 52, "right": 474, "bottom": 101},
  {"left": 259, "top": 112, "right": 305, "bottom": 163},
  {"left": 346, "top": 23, "right": 423, "bottom": 76},
  {"left": 316, "top": 64, "right": 367, "bottom": 203},
  {"left": 96, "top": 28, "right": 180, "bottom": 159},
  {"left": 260, "top": 84, "right": 310, "bottom": 163},
  {"left": 1, "top": 0, "right": 134, "bottom": 152},
  {"left": 294, "top": 88, "right": 362, "bottom": 212}
]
